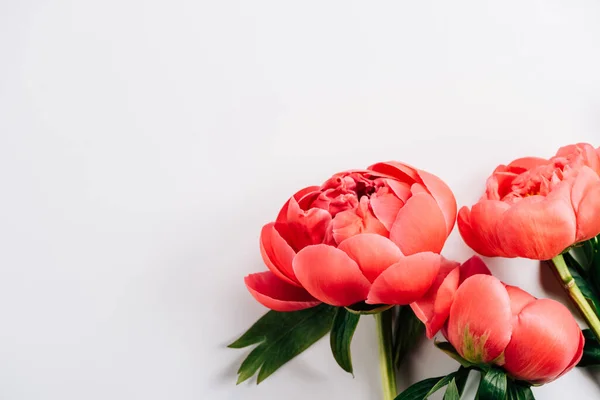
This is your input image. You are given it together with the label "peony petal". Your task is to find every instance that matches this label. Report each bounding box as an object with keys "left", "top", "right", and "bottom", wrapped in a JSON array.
[
  {"left": 411, "top": 183, "right": 428, "bottom": 194},
  {"left": 572, "top": 168, "right": 600, "bottom": 242},
  {"left": 367, "top": 252, "right": 442, "bottom": 305},
  {"left": 554, "top": 329, "right": 584, "bottom": 380},
  {"left": 368, "top": 161, "right": 419, "bottom": 183},
  {"left": 464, "top": 201, "right": 510, "bottom": 257},
  {"left": 245, "top": 272, "right": 321, "bottom": 311},
  {"left": 275, "top": 197, "right": 332, "bottom": 252},
  {"left": 457, "top": 206, "right": 491, "bottom": 257},
  {"left": 485, "top": 172, "right": 518, "bottom": 201},
  {"left": 447, "top": 275, "right": 512, "bottom": 364},
  {"left": 506, "top": 157, "right": 549, "bottom": 173},
  {"left": 389, "top": 192, "right": 448, "bottom": 255},
  {"left": 416, "top": 169, "right": 458, "bottom": 235},
  {"left": 504, "top": 285, "right": 536, "bottom": 316},
  {"left": 557, "top": 143, "right": 600, "bottom": 175},
  {"left": 410, "top": 257, "right": 460, "bottom": 338},
  {"left": 276, "top": 186, "right": 321, "bottom": 222},
  {"left": 503, "top": 299, "right": 583, "bottom": 384},
  {"left": 338, "top": 234, "right": 403, "bottom": 282},
  {"left": 458, "top": 255, "right": 492, "bottom": 283},
  {"left": 292, "top": 245, "right": 371, "bottom": 306},
  {"left": 260, "top": 223, "right": 299, "bottom": 286},
  {"left": 370, "top": 192, "right": 404, "bottom": 231},
  {"left": 386, "top": 179, "right": 412, "bottom": 202},
  {"left": 570, "top": 166, "right": 600, "bottom": 213},
  {"left": 332, "top": 197, "right": 388, "bottom": 244},
  {"left": 497, "top": 182, "right": 577, "bottom": 260}
]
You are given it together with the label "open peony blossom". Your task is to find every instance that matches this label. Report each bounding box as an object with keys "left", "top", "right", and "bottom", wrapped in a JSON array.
[
  {"left": 245, "top": 161, "right": 457, "bottom": 311},
  {"left": 412, "top": 256, "right": 584, "bottom": 384},
  {"left": 458, "top": 143, "right": 600, "bottom": 260}
]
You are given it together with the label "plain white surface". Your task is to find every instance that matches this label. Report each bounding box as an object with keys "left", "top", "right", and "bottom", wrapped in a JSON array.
[{"left": 1, "top": 1, "right": 600, "bottom": 399}]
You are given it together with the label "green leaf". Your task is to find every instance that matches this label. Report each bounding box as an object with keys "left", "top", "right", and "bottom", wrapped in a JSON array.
[
  {"left": 455, "top": 367, "right": 470, "bottom": 396},
  {"left": 435, "top": 341, "right": 476, "bottom": 368},
  {"left": 394, "top": 376, "right": 445, "bottom": 400},
  {"left": 228, "top": 304, "right": 336, "bottom": 384},
  {"left": 394, "top": 306, "right": 425, "bottom": 367},
  {"left": 562, "top": 257, "right": 600, "bottom": 316},
  {"left": 578, "top": 329, "right": 600, "bottom": 367},
  {"left": 507, "top": 382, "right": 535, "bottom": 400},
  {"left": 395, "top": 368, "right": 470, "bottom": 400},
  {"left": 330, "top": 307, "right": 360, "bottom": 374},
  {"left": 478, "top": 368, "right": 507, "bottom": 400},
  {"left": 444, "top": 378, "right": 460, "bottom": 400}
]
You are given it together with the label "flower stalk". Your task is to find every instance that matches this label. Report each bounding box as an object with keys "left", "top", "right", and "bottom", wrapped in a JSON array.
[
  {"left": 375, "top": 310, "right": 397, "bottom": 400},
  {"left": 550, "top": 254, "right": 600, "bottom": 341}
]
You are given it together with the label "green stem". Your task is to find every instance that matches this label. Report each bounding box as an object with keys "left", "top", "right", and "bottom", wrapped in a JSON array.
[
  {"left": 375, "top": 310, "right": 397, "bottom": 400},
  {"left": 550, "top": 254, "right": 600, "bottom": 341}
]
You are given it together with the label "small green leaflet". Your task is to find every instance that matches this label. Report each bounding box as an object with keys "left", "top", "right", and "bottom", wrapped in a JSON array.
[
  {"left": 394, "top": 367, "right": 470, "bottom": 400},
  {"left": 330, "top": 307, "right": 360, "bottom": 374},
  {"left": 228, "top": 304, "right": 336, "bottom": 384},
  {"left": 394, "top": 306, "right": 425, "bottom": 368},
  {"left": 435, "top": 341, "right": 475, "bottom": 368},
  {"left": 507, "top": 382, "right": 535, "bottom": 400},
  {"left": 478, "top": 368, "right": 507, "bottom": 400},
  {"left": 443, "top": 378, "right": 460, "bottom": 400},
  {"left": 578, "top": 329, "right": 600, "bottom": 367},
  {"left": 563, "top": 253, "right": 600, "bottom": 315}
]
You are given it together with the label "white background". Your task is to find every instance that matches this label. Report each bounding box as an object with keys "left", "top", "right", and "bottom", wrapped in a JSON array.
[{"left": 1, "top": 1, "right": 600, "bottom": 399}]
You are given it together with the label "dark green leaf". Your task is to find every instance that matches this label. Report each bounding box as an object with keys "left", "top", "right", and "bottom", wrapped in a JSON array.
[
  {"left": 564, "top": 251, "right": 588, "bottom": 278},
  {"left": 455, "top": 367, "right": 470, "bottom": 396},
  {"left": 394, "top": 306, "right": 425, "bottom": 367},
  {"left": 330, "top": 307, "right": 360, "bottom": 374},
  {"left": 508, "top": 382, "right": 535, "bottom": 400},
  {"left": 435, "top": 341, "right": 476, "bottom": 368},
  {"left": 578, "top": 329, "right": 600, "bottom": 367},
  {"left": 395, "top": 368, "right": 470, "bottom": 400},
  {"left": 394, "top": 376, "right": 445, "bottom": 400},
  {"left": 228, "top": 304, "right": 336, "bottom": 384},
  {"left": 563, "top": 258, "right": 600, "bottom": 316},
  {"left": 478, "top": 368, "right": 507, "bottom": 400},
  {"left": 444, "top": 378, "right": 460, "bottom": 400}
]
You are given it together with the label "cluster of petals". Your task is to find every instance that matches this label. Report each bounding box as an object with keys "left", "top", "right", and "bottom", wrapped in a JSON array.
[
  {"left": 412, "top": 256, "right": 584, "bottom": 384},
  {"left": 459, "top": 143, "right": 600, "bottom": 259},
  {"left": 245, "top": 161, "right": 457, "bottom": 311}
]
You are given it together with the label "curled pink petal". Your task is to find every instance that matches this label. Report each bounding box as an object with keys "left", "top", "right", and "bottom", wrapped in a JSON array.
[
  {"left": 276, "top": 186, "right": 321, "bottom": 222},
  {"left": 390, "top": 192, "right": 448, "bottom": 255},
  {"left": 259, "top": 223, "right": 299, "bottom": 286},
  {"left": 293, "top": 245, "right": 371, "bottom": 306},
  {"left": 245, "top": 272, "right": 321, "bottom": 311},
  {"left": 503, "top": 299, "right": 583, "bottom": 383},
  {"left": 447, "top": 275, "right": 512, "bottom": 364},
  {"left": 367, "top": 252, "right": 442, "bottom": 305},
  {"left": 368, "top": 161, "right": 419, "bottom": 183},
  {"left": 370, "top": 192, "right": 404, "bottom": 231},
  {"left": 416, "top": 169, "right": 458, "bottom": 235},
  {"left": 410, "top": 258, "right": 460, "bottom": 338},
  {"left": 497, "top": 182, "right": 576, "bottom": 259},
  {"left": 338, "top": 234, "right": 403, "bottom": 282},
  {"left": 275, "top": 197, "right": 332, "bottom": 252}
]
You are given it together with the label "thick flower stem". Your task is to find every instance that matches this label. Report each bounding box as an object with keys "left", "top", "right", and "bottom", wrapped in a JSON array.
[
  {"left": 375, "top": 310, "right": 397, "bottom": 400},
  {"left": 550, "top": 254, "right": 600, "bottom": 341}
]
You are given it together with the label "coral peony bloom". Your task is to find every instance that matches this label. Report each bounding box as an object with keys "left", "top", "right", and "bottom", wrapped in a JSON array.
[
  {"left": 458, "top": 143, "right": 600, "bottom": 260},
  {"left": 413, "top": 256, "right": 584, "bottom": 384},
  {"left": 245, "top": 162, "right": 457, "bottom": 311}
]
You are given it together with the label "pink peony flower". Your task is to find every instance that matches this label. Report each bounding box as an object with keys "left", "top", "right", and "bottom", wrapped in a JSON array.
[
  {"left": 412, "top": 256, "right": 584, "bottom": 384},
  {"left": 245, "top": 161, "right": 457, "bottom": 311},
  {"left": 458, "top": 143, "right": 600, "bottom": 259}
]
